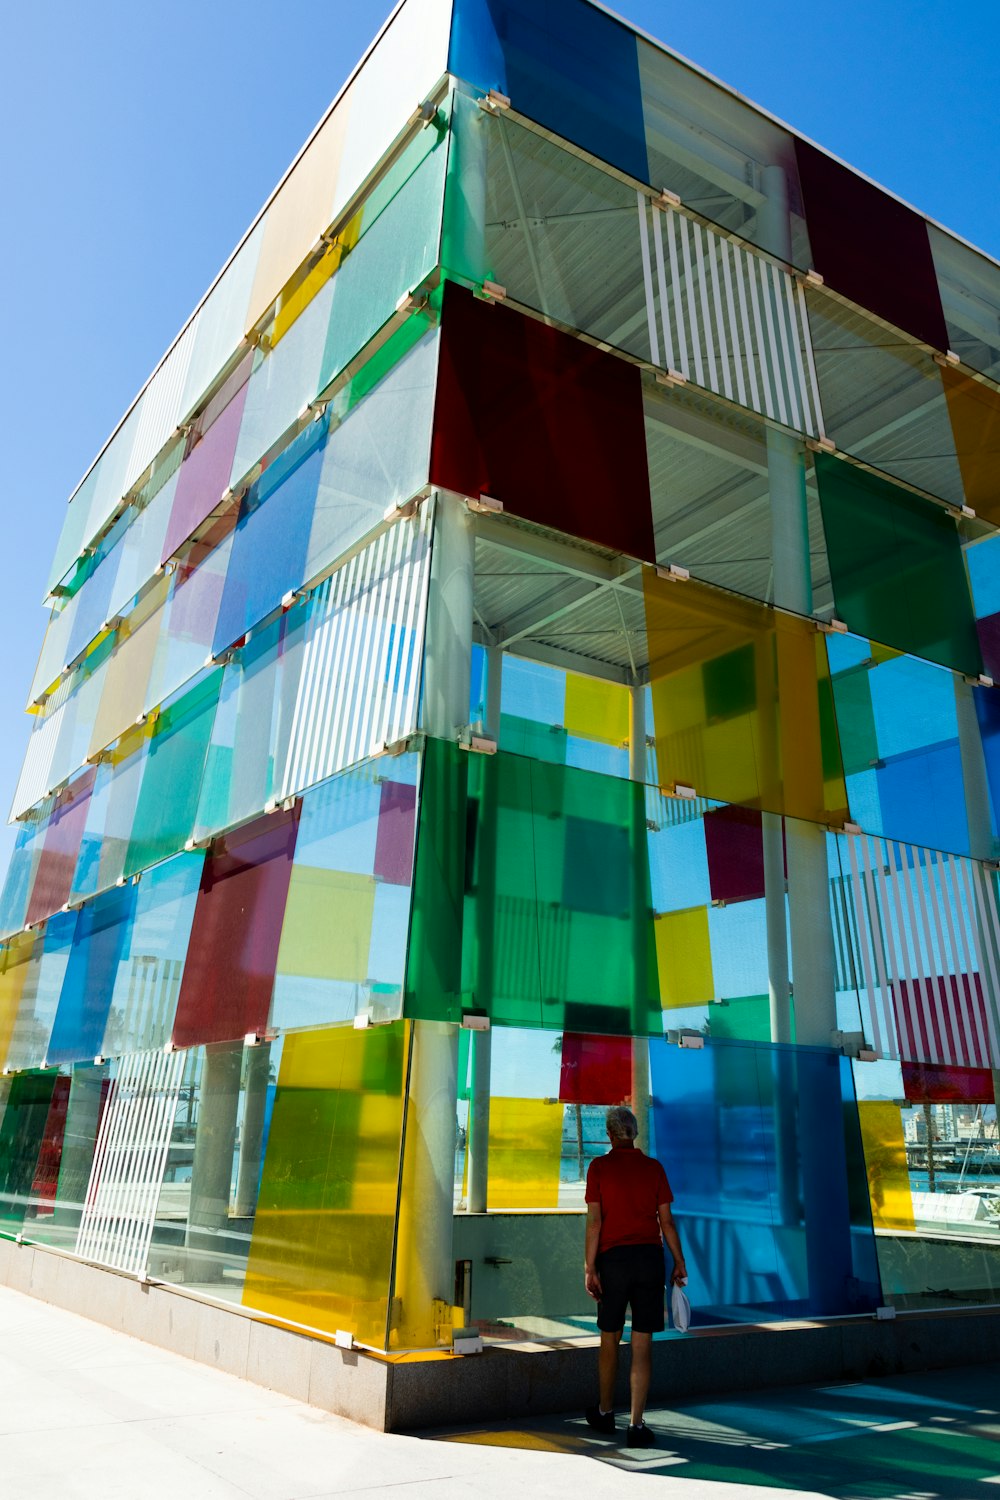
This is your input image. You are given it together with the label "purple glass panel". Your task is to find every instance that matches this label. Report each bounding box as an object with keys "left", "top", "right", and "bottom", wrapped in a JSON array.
[
  {"left": 374, "top": 781, "right": 417, "bottom": 886},
  {"left": 160, "top": 362, "right": 252, "bottom": 566},
  {"left": 25, "top": 770, "right": 96, "bottom": 927}
]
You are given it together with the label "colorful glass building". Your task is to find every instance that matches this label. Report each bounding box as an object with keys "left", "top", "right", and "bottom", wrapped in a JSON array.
[{"left": 2, "top": 0, "right": 1000, "bottom": 1357}]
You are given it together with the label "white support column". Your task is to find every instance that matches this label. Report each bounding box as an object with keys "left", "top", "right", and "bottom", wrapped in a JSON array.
[
  {"left": 234, "top": 1043, "right": 271, "bottom": 1219},
  {"left": 467, "top": 643, "right": 502, "bottom": 1214},
  {"left": 423, "top": 494, "right": 475, "bottom": 742},
  {"left": 629, "top": 682, "right": 652, "bottom": 1153},
  {"left": 955, "top": 676, "right": 994, "bottom": 863},
  {"left": 484, "top": 642, "right": 503, "bottom": 742}
]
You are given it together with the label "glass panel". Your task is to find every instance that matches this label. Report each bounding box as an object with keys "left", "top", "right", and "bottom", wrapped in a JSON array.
[
  {"left": 941, "top": 367, "right": 1000, "bottom": 528},
  {"left": 102, "top": 850, "right": 204, "bottom": 1055},
  {"left": 703, "top": 804, "right": 768, "bottom": 904},
  {"left": 25, "top": 1061, "right": 110, "bottom": 1251},
  {"left": 161, "top": 356, "right": 252, "bottom": 564},
  {"left": 46, "top": 884, "right": 138, "bottom": 1065},
  {"left": 171, "top": 806, "right": 299, "bottom": 1048},
  {"left": 487, "top": 1096, "right": 562, "bottom": 1208},
  {"left": 107, "top": 462, "right": 181, "bottom": 622},
  {"left": 449, "top": 0, "right": 649, "bottom": 183},
  {"left": 196, "top": 609, "right": 308, "bottom": 838},
  {"left": 215, "top": 328, "right": 438, "bottom": 658},
  {"left": 6, "top": 912, "right": 77, "bottom": 1071},
  {"left": 815, "top": 452, "right": 982, "bottom": 675},
  {"left": 271, "top": 754, "right": 419, "bottom": 1032},
  {"left": 71, "top": 724, "right": 151, "bottom": 900},
  {"left": 558, "top": 1032, "right": 632, "bottom": 1105},
  {"left": 827, "top": 633, "right": 971, "bottom": 856},
  {"left": 930, "top": 224, "right": 1000, "bottom": 385},
  {"left": 433, "top": 282, "right": 652, "bottom": 557},
  {"left": 806, "top": 287, "right": 964, "bottom": 510},
  {"left": 241, "top": 1020, "right": 408, "bottom": 1347},
  {"left": 853, "top": 1057, "right": 1000, "bottom": 1311},
  {"left": 644, "top": 566, "right": 848, "bottom": 824},
  {"left": 405, "top": 737, "right": 661, "bottom": 1034},
  {"left": 0, "top": 934, "right": 42, "bottom": 1071},
  {"left": 124, "top": 671, "right": 223, "bottom": 878},
  {"left": 87, "top": 580, "right": 171, "bottom": 759},
  {"left": 902, "top": 1060, "right": 996, "bottom": 1104},
  {"left": 24, "top": 770, "right": 96, "bottom": 927},
  {"left": 147, "top": 531, "right": 234, "bottom": 713},
  {"left": 181, "top": 217, "right": 266, "bottom": 421},
  {"left": 637, "top": 39, "right": 812, "bottom": 266},
  {"left": 650, "top": 1035, "right": 880, "bottom": 1319},
  {"left": 795, "top": 140, "right": 948, "bottom": 352},
  {"left": 0, "top": 1070, "right": 60, "bottom": 1228}
]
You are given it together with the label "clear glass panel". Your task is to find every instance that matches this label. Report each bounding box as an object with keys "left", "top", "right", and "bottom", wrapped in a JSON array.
[
  {"left": 24, "top": 1061, "right": 110, "bottom": 1251},
  {"left": 807, "top": 288, "right": 965, "bottom": 510},
  {"left": 271, "top": 753, "right": 419, "bottom": 1032},
  {"left": 854, "top": 1056, "right": 1000, "bottom": 1311},
  {"left": 102, "top": 850, "right": 204, "bottom": 1055},
  {"left": 930, "top": 224, "right": 1000, "bottom": 385},
  {"left": 171, "top": 806, "right": 298, "bottom": 1048},
  {"left": 181, "top": 217, "right": 266, "bottom": 422},
  {"left": 6, "top": 913, "right": 77, "bottom": 1071},
  {"left": 241, "top": 1020, "right": 409, "bottom": 1347},
  {"left": 147, "top": 530, "right": 234, "bottom": 714}
]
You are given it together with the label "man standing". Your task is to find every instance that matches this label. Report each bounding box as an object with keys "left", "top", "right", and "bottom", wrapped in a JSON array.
[{"left": 583, "top": 1105, "right": 686, "bottom": 1448}]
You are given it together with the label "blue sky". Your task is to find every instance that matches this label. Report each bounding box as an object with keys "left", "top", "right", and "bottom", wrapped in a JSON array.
[{"left": 0, "top": 0, "right": 998, "bottom": 869}]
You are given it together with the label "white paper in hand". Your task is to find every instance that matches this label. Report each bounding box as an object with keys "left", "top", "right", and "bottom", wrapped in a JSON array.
[{"left": 670, "top": 1281, "right": 691, "bottom": 1333}]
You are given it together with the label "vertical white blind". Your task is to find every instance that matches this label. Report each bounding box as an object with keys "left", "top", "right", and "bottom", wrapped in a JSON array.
[
  {"left": 279, "top": 499, "right": 434, "bottom": 798},
  {"left": 638, "top": 194, "right": 825, "bottom": 438},
  {"left": 842, "top": 832, "right": 1000, "bottom": 1069},
  {"left": 75, "top": 1048, "right": 184, "bottom": 1275}
]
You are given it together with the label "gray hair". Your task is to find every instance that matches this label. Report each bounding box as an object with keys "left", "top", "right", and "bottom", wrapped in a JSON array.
[{"left": 605, "top": 1106, "right": 638, "bottom": 1141}]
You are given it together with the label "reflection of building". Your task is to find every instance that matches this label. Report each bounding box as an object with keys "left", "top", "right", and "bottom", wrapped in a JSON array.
[{"left": 3, "top": 0, "right": 1000, "bottom": 1369}]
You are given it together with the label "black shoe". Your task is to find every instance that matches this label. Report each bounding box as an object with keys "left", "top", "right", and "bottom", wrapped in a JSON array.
[
  {"left": 627, "top": 1422, "right": 656, "bottom": 1448},
  {"left": 585, "top": 1405, "right": 616, "bottom": 1435}
]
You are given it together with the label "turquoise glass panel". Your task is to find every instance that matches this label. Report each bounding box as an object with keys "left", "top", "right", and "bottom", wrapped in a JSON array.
[{"left": 125, "top": 672, "right": 223, "bottom": 877}]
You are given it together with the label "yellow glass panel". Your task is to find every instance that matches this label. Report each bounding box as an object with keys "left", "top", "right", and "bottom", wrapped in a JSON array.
[
  {"left": 643, "top": 569, "right": 848, "bottom": 824},
  {"left": 563, "top": 675, "right": 629, "bottom": 746},
  {"left": 87, "top": 583, "right": 169, "bottom": 759},
  {"left": 654, "top": 906, "right": 714, "bottom": 1009},
  {"left": 242, "top": 1020, "right": 407, "bottom": 1347},
  {"left": 941, "top": 365, "right": 1000, "bottom": 526},
  {"left": 0, "top": 933, "right": 37, "bottom": 1069},
  {"left": 275, "top": 867, "right": 376, "bottom": 982},
  {"left": 270, "top": 209, "right": 363, "bottom": 347},
  {"left": 487, "top": 1097, "right": 563, "bottom": 1210},
  {"left": 246, "top": 98, "right": 352, "bottom": 335},
  {"left": 858, "top": 1101, "right": 915, "bottom": 1231}
]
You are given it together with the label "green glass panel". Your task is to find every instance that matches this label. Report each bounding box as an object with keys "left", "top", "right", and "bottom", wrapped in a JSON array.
[
  {"left": 498, "top": 712, "right": 567, "bottom": 764},
  {"left": 0, "top": 1070, "right": 58, "bottom": 1228},
  {"left": 241, "top": 1022, "right": 408, "bottom": 1348},
  {"left": 405, "top": 739, "right": 660, "bottom": 1034},
  {"left": 124, "top": 670, "right": 223, "bottom": 877},
  {"left": 829, "top": 658, "right": 879, "bottom": 777},
  {"left": 815, "top": 453, "right": 981, "bottom": 675}
]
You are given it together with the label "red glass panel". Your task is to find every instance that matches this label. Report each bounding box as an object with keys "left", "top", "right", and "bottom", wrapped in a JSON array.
[
  {"left": 977, "top": 612, "right": 1000, "bottom": 680},
  {"left": 374, "top": 780, "right": 417, "bottom": 886},
  {"left": 172, "top": 805, "right": 300, "bottom": 1047},
  {"left": 29, "top": 1074, "right": 71, "bottom": 1210},
  {"left": 901, "top": 1059, "right": 994, "bottom": 1105},
  {"left": 795, "top": 141, "right": 948, "bottom": 352},
  {"left": 25, "top": 769, "right": 96, "bottom": 926},
  {"left": 431, "top": 282, "right": 654, "bottom": 559},
  {"left": 703, "top": 804, "right": 784, "bottom": 905},
  {"left": 559, "top": 1031, "right": 632, "bottom": 1105},
  {"left": 892, "top": 973, "right": 991, "bottom": 1070}
]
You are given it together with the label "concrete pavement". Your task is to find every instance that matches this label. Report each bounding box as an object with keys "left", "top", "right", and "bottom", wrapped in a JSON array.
[{"left": 1, "top": 1283, "right": 998, "bottom": 1499}]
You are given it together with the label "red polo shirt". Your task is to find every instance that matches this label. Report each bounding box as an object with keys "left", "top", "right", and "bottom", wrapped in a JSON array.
[{"left": 585, "top": 1145, "right": 673, "bottom": 1252}]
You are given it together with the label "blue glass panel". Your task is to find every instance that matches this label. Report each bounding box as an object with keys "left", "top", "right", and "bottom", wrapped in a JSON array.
[
  {"left": 875, "top": 741, "right": 968, "bottom": 856},
  {"left": 449, "top": 0, "right": 649, "bottom": 184},
  {"left": 6, "top": 911, "right": 78, "bottom": 1071},
  {"left": 0, "top": 817, "right": 45, "bottom": 938},
  {"left": 212, "top": 421, "right": 324, "bottom": 656},
  {"left": 649, "top": 1037, "right": 880, "bottom": 1321},
  {"left": 46, "top": 884, "right": 137, "bottom": 1064},
  {"left": 974, "top": 685, "right": 1000, "bottom": 840}
]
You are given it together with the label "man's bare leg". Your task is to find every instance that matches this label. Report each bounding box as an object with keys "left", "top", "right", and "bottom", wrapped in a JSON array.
[
  {"left": 598, "top": 1328, "right": 622, "bottom": 1412},
  {"left": 629, "top": 1332, "right": 652, "bottom": 1425}
]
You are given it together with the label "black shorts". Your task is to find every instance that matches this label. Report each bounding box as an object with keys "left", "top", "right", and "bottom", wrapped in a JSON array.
[{"left": 596, "top": 1244, "right": 666, "bottom": 1334}]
